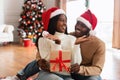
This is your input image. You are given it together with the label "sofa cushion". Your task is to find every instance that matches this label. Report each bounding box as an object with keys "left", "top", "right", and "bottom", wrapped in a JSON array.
[
  {"left": 0, "top": 25, "right": 6, "bottom": 33},
  {"left": 3, "top": 25, "right": 14, "bottom": 33},
  {"left": 0, "top": 33, "right": 9, "bottom": 38},
  {"left": 0, "top": 24, "right": 14, "bottom": 42}
]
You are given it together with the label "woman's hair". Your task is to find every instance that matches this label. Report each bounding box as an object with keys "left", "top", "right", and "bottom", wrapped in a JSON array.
[{"left": 35, "top": 14, "right": 68, "bottom": 49}]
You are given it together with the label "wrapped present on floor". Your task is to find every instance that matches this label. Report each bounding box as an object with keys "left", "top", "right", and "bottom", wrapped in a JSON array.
[{"left": 50, "top": 50, "right": 71, "bottom": 74}]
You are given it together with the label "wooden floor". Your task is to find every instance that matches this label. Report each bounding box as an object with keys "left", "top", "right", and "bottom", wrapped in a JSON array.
[
  {"left": 0, "top": 43, "right": 36, "bottom": 77},
  {"left": 0, "top": 43, "right": 120, "bottom": 80}
]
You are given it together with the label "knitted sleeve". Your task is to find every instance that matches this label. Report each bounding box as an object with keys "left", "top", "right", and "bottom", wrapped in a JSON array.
[
  {"left": 38, "top": 38, "right": 51, "bottom": 61},
  {"left": 79, "top": 41, "right": 105, "bottom": 76},
  {"left": 69, "top": 35, "right": 82, "bottom": 65},
  {"left": 38, "top": 38, "right": 62, "bottom": 61}
]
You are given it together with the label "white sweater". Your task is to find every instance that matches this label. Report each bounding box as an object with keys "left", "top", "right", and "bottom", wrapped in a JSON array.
[{"left": 38, "top": 32, "right": 82, "bottom": 65}]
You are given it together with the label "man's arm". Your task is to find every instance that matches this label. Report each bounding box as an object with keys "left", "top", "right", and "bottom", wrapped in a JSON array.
[{"left": 79, "top": 41, "right": 105, "bottom": 76}]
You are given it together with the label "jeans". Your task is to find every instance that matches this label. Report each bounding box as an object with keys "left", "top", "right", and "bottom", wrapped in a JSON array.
[
  {"left": 17, "top": 60, "right": 40, "bottom": 79},
  {"left": 71, "top": 73, "right": 102, "bottom": 80},
  {"left": 17, "top": 60, "right": 74, "bottom": 80},
  {"left": 35, "top": 70, "right": 74, "bottom": 80}
]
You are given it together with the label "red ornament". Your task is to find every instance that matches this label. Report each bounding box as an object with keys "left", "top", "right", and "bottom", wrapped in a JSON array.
[
  {"left": 27, "top": 21, "right": 31, "bottom": 24},
  {"left": 30, "top": 16, "right": 32, "bottom": 19},
  {"left": 22, "top": 15, "right": 26, "bottom": 19}
]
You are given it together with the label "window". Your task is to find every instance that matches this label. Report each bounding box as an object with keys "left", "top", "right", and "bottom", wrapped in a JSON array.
[{"left": 66, "top": 0, "right": 114, "bottom": 48}]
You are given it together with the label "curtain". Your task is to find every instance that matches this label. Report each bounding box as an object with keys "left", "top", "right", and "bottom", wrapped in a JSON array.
[
  {"left": 112, "top": 0, "right": 120, "bottom": 49},
  {"left": 56, "top": 0, "right": 66, "bottom": 11}
]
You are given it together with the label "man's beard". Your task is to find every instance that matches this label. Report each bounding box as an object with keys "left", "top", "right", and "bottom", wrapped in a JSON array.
[{"left": 80, "top": 32, "right": 89, "bottom": 37}]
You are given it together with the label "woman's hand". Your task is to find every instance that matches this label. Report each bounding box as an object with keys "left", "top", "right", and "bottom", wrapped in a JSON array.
[
  {"left": 70, "top": 63, "right": 80, "bottom": 73},
  {"left": 37, "top": 59, "right": 50, "bottom": 72},
  {"left": 75, "top": 35, "right": 90, "bottom": 44},
  {"left": 46, "top": 34, "right": 61, "bottom": 44}
]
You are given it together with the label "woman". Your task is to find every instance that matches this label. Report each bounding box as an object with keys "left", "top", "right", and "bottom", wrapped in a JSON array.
[
  {"left": 0, "top": 7, "right": 82, "bottom": 80},
  {"left": 35, "top": 7, "right": 82, "bottom": 80}
]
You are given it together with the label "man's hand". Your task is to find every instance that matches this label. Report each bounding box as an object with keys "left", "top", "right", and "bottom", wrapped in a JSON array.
[
  {"left": 75, "top": 35, "right": 90, "bottom": 44},
  {"left": 70, "top": 63, "right": 80, "bottom": 73},
  {"left": 37, "top": 59, "right": 50, "bottom": 72}
]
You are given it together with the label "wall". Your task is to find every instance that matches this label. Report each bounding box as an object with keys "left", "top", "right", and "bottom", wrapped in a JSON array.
[
  {"left": 0, "top": 0, "right": 55, "bottom": 42},
  {"left": 0, "top": 0, "right": 4, "bottom": 24},
  {"left": 42, "top": 0, "right": 56, "bottom": 9},
  {"left": 0, "top": 0, "right": 24, "bottom": 42},
  {"left": 4, "top": 0, "right": 24, "bottom": 42},
  {"left": 90, "top": 0, "right": 114, "bottom": 46}
]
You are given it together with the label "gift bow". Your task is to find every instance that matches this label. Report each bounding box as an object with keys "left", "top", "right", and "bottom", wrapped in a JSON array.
[{"left": 50, "top": 50, "right": 71, "bottom": 72}]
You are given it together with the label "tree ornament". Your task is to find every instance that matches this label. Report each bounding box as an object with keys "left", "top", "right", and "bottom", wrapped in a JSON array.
[
  {"left": 27, "top": 20, "right": 31, "bottom": 24},
  {"left": 22, "top": 15, "right": 26, "bottom": 19},
  {"left": 32, "top": 17, "right": 35, "bottom": 21},
  {"left": 30, "top": 26, "right": 33, "bottom": 29}
]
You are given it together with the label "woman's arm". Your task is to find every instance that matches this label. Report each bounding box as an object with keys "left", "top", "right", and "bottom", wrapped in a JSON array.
[{"left": 36, "top": 51, "right": 41, "bottom": 61}]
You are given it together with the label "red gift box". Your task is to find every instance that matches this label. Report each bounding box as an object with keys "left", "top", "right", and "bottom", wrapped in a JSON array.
[
  {"left": 50, "top": 50, "right": 71, "bottom": 73},
  {"left": 23, "top": 39, "right": 32, "bottom": 47},
  {"left": 23, "top": 39, "right": 35, "bottom": 47}
]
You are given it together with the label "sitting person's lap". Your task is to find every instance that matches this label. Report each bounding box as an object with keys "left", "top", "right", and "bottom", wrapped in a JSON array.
[
  {"left": 35, "top": 70, "right": 74, "bottom": 80},
  {"left": 71, "top": 73, "right": 102, "bottom": 80}
]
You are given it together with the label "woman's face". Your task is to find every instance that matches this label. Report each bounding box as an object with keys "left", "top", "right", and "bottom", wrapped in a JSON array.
[{"left": 56, "top": 14, "right": 67, "bottom": 33}]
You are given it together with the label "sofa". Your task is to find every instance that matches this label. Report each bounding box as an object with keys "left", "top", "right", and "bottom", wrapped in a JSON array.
[{"left": 0, "top": 24, "right": 14, "bottom": 43}]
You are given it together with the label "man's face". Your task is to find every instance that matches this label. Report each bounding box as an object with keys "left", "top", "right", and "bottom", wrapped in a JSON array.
[{"left": 75, "top": 21, "right": 90, "bottom": 37}]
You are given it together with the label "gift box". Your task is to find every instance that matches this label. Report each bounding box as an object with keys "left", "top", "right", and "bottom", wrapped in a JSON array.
[
  {"left": 50, "top": 50, "right": 71, "bottom": 73},
  {"left": 23, "top": 38, "right": 35, "bottom": 47},
  {"left": 23, "top": 38, "right": 32, "bottom": 47}
]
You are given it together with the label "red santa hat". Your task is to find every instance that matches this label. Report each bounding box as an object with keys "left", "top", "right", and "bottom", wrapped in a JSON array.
[
  {"left": 77, "top": 9, "right": 97, "bottom": 30},
  {"left": 42, "top": 7, "right": 65, "bottom": 31}
]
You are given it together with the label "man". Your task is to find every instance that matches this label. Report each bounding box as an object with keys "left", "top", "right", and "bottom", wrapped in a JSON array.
[
  {"left": 70, "top": 9, "right": 105, "bottom": 80},
  {"left": 1, "top": 9, "right": 105, "bottom": 80}
]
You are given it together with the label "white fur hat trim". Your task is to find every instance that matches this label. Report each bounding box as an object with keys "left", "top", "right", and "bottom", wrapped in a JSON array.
[
  {"left": 50, "top": 9, "right": 65, "bottom": 18},
  {"left": 77, "top": 17, "right": 91, "bottom": 29}
]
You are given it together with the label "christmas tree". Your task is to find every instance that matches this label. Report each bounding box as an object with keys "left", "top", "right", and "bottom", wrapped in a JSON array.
[{"left": 18, "top": 0, "right": 46, "bottom": 42}]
